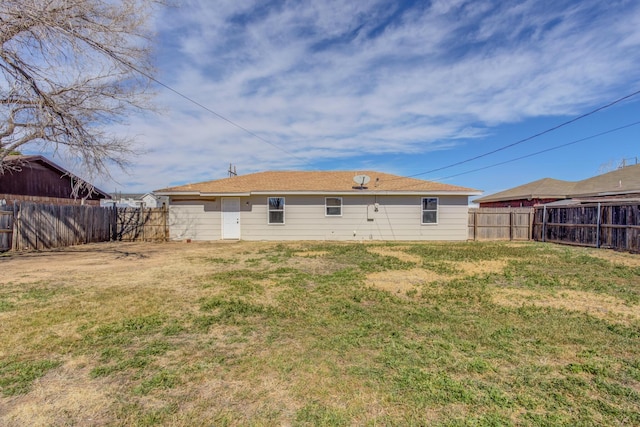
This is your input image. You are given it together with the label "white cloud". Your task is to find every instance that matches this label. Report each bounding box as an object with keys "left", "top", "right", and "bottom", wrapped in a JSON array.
[{"left": 99, "top": 0, "right": 640, "bottom": 192}]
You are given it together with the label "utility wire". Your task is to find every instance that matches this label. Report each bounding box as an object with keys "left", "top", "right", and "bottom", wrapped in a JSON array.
[
  {"left": 403, "top": 89, "right": 640, "bottom": 179},
  {"left": 393, "top": 120, "right": 640, "bottom": 190},
  {"left": 128, "top": 55, "right": 640, "bottom": 177},
  {"left": 126, "top": 64, "right": 311, "bottom": 166},
  {"left": 441, "top": 120, "right": 640, "bottom": 180}
]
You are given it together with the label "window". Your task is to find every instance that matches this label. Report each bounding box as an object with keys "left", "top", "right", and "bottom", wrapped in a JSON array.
[
  {"left": 325, "top": 197, "right": 342, "bottom": 216},
  {"left": 421, "top": 197, "right": 438, "bottom": 224},
  {"left": 268, "top": 197, "right": 285, "bottom": 224}
]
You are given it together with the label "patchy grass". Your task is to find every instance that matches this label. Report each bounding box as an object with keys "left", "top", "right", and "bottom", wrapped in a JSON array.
[
  {"left": 0, "top": 359, "right": 62, "bottom": 396},
  {"left": 0, "top": 241, "right": 639, "bottom": 425}
]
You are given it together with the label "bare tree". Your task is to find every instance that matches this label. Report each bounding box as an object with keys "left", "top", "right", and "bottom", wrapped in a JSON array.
[{"left": 0, "top": 0, "right": 159, "bottom": 190}]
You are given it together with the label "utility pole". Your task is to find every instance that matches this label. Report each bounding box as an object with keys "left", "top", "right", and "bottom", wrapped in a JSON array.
[{"left": 228, "top": 164, "right": 237, "bottom": 178}]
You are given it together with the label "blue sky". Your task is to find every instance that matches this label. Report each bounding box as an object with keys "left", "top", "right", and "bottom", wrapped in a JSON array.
[{"left": 92, "top": 0, "right": 640, "bottom": 199}]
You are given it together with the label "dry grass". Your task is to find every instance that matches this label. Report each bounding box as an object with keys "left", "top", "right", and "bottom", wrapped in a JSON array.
[
  {"left": 2, "top": 357, "right": 115, "bottom": 426},
  {"left": 492, "top": 288, "right": 640, "bottom": 324},
  {"left": 367, "top": 257, "right": 509, "bottom": 297},
  {"left": 1, "top": 240, "right": 639, "bottom": 426}
]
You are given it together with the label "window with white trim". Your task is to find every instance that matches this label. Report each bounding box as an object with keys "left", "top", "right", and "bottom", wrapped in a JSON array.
[
  {"left": 421, "top": 197, "right": 438, "bottom": 224},
  {"left": 325, "top": 197, "right": 342, "bottom": 216},
  {"left": 268, "top": 197, "right": 285, "bottom": 224}
]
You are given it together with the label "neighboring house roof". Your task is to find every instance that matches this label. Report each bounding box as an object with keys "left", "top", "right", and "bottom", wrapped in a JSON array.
[
  {"left": 116, "top": 193, "right": 146, "bottom": 200},
  {"left": 2, "top": 154, "right": 110, "bottom": 199},
  {"left": 473, "top": 178, "right": 575, "bottom": 204},
  {"left": 571, "top": 163, "right": 640, "bottom": 197},
  {"left": 156, "top": 171, "right": 481, "bottom": 196},
  {"left": 474, "top": 164, "right": 640, "bottom": 204}
]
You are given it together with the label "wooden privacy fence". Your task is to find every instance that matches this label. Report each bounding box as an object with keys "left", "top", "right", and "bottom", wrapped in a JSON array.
[
  {"left": 533, "top": 202, "right": 640, "bottom": 252},
  {"left": 0, "top": 206, "right": 13, "bottom": 251},
  {"left": 0, "top": 202, "right": 168, "bottom": 252},
  {"left": 115, "top": 207, "right": 168, "bottom": 242},
  {"left": 468, "top": 208, "right": 534, "bottom": 240}
]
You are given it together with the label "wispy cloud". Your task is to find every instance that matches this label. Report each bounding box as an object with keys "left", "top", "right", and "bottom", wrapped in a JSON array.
[{"left": 97, "top": 0, "right": 640, "bottom": 191}]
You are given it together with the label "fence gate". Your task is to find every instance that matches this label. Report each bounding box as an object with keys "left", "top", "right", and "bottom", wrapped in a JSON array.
[{"left": 0, "top": 206, "right": 13, "bottom": 252}]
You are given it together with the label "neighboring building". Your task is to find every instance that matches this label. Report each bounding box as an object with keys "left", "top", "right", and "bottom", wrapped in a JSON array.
[
  {"left": 155, "top": 170, "right": 481, "bottom": 241},
  {"left": 101, "top": 192, "right": 168, "bottom": 208},
  {"left": 0, "top": 155, "right": 109, "bottom": 206},
  {"left": 474, "top": 163, "right": 640, "bottom": 207}
]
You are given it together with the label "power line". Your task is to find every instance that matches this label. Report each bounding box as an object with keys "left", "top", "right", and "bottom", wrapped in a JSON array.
[
  {"left": 440, "top": 120, "right": 640, "bottom": 180},
  {"left": 393, "top": 120, "right": 640, "bottom": 190},
  {"left": 127, "top": 54, "right": 640, "bottom": 178},
  {"left": 126, "top": 64, "right": 311, "bottom": 166},
  {"left": 403, "top": 89, "right": 640, "bottom": 179}
]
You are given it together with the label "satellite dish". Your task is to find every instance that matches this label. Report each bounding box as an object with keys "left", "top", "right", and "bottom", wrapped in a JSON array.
[{"left": 353, "top": 174, "right": 371, "bottom": 188}]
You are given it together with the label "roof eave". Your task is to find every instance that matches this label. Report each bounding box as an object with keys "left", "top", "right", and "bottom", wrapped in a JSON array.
[
  {"left": 569, "top": 189, "right": 640, "bottom": 198},
  {"left": 161, "top": 190, "right": 481, "bottom": 196},
  {"left": 474, "top": 193, "right": 567, "bottom": 203}
]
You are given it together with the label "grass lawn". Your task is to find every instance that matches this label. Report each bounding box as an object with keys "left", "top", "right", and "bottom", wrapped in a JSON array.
[{"left": 0, "top": 240, "right": 639, "bottom": 426}]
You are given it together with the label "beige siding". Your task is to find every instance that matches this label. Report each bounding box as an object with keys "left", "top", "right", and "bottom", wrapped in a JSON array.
[
  {"left": 238, "top": 195, "right": 469, "bottom": 241},
  {"left": 168, "top": 199, "right": 221, "bottom": 240}
]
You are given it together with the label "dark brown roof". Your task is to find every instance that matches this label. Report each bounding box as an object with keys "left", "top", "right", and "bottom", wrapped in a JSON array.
[
  {"left": 2, "top": 155, "right": 110, "bottom": 199},
  {"left": 156, "top": 171, "right": 481, "bottom": 195},
  {"left": 474, "top": 164, "right": 640, "bottom": 203}
]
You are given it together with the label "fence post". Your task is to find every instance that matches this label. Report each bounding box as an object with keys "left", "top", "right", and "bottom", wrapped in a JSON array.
[
  {"left": 164, "top": 205, "right": 169, "bottom": 241},
  {"left": 112, "top": 205, "right": 117, "bottom": 241},
  {"left": 473, "top": 210, "right": 478, "bottom": 241},
  {"left": 12, "top": 202, "right": 18, "bottom": 251},
  {"left": 528, "top": 209, "right": 534, "bottom": 241},
  {"left": 596, "top": 202, "right": 601, "bottom": 249},
  {"left": 542, "top": 205, "right": 547, "bottom": 242},
  {"left": 509, "top": 211, "right": 514, "bottom": 241}
]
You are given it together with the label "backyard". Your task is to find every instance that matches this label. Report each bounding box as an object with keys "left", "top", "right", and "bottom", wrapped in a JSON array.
[{"left": 0, "top": 240, "right": 639, "bottom": 426}]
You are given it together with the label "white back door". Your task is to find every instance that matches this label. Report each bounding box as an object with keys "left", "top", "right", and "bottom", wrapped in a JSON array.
[{"left": 221, "top": 197, "right": 241, "bottom": 239}]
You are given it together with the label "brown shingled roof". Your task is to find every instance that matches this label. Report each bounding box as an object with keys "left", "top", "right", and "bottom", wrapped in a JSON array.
[
  {"left": 474, "top": 163, "right": 640, "bottom": 203},
  {"left": 571, "top": 163, "right": 640, "bottom": 196},
  {"left": 473, "top": 178, "right": 576, "bottom": 203},
  {"left": 156, "top": 171, "right": 480, "bottom": 195}
]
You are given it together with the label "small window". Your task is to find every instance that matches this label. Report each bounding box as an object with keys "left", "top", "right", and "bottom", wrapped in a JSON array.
[
  {"left": 268, "top": 197, "right": 285, "bottom": 224},
  {"left": 325, "top": 197, "right": 342, "bottom": 216},
  {"left": 421, "top": 197, "right": 438, "bottom": 224}
]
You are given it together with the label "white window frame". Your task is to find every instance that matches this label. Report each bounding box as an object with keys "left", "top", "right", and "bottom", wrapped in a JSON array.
[
  {"left": 268, "top": 197, "right": 285, "bottom": 224},
  {"left": 421, "top": 197, "right": 438, "bottom": 225},
  {"left": 325, "top": 197, "right": 342, "bottom": 217}
]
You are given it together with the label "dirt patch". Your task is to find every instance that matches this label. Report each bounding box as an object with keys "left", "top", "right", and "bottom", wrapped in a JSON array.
[
  {"left": 367, "top": 247, "right": 422, "bottom": 264},
  {"left": 492, "top": 288, "right": 640, "bottom": 324},
  {"left": 0, "top": 358, "right": 115, "bottom": 427},
  {"left": 366, "top": 260, "right": 509, "bottom": 295},
  {"left": 452, "top": 260, "right": 508, "bottom": 276},
  {"left": 584, "top": 249, "right": 640, "bottom": 268},
  {"left": 366, "top": 268, "right": 437, "bottom": 295},
  {"left": 294, "top": 250, "right": 329, "bottom": 258}
]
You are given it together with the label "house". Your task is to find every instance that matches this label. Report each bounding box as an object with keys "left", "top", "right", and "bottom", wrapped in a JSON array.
[
  {"left": 100, "top": 192, "right": 168, "bottom": 208},
  {"left": 473, "top": 178, "right": 574, "bottom": 207},
  {"left": 154, "top": 170, "right": 481, "bottom": 241},
  {"left": 0, "top": 155, "right": 110, "bottom": 206},
  {"left": 474, "top": 163, "right": 640, "bottom": 207}
]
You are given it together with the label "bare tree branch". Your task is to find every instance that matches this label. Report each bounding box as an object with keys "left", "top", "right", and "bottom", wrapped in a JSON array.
[{"left": 0, "top": 0, "right": 160, "bottom": 195}]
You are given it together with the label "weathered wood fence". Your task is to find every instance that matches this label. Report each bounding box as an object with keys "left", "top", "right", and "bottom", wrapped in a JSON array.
[
  {"left": 115, "top": 207, "right": 168, "bottom": 242},
  {"left": 468, "top": 208, "right": 534, "bottom": 241},
  {"left": 0, "top": 206, "right": 13, "bottom": 251},
  {"left": 469, "top": 203, "right": 640, "bottom": 252},
  {"left": 533, "top": 202, "right": 640, "bottom": 252},
  {"left": 0, "top": 202, "right": 168, "bottom": 252}
]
